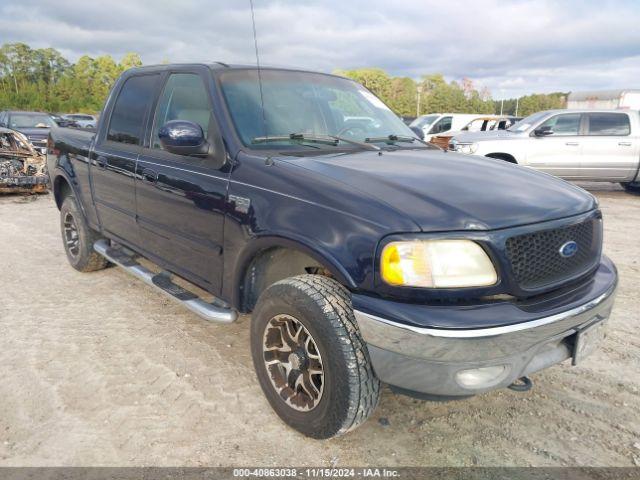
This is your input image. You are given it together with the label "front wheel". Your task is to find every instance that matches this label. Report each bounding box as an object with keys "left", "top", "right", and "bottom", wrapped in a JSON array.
[
  {"left": 621, "top": 182, "right": 640, "bottom": 194},
  {"left": 250, "top": 275, "right": 381, "bottom": 439}
]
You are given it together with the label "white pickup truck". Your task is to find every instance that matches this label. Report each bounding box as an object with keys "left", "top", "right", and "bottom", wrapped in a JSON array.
[{"left": 450, "top": 109, "right": 640, "bottom": 193}]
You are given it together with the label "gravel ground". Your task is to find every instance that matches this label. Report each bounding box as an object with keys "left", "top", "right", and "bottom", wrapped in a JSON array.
[{"left": 0, "top": 183, "right": 638, "bottom": 467}]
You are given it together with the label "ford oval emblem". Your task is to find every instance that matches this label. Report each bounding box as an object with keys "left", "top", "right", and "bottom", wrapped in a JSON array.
[{"left": 559, "top": 240, "right": 578, "bottom": 258}]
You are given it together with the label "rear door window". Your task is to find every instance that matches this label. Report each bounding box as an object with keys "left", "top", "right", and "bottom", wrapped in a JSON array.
[
  {"left": 587, "top": 113, "right": 630, "bottom": 136},
  {"left": 107, "top": 74, "right": 159, "bottom": 145}
]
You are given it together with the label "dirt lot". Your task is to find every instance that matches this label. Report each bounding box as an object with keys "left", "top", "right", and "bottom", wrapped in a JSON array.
[{"left": 0, "top": 184, "right": 638, "bottom": 467}]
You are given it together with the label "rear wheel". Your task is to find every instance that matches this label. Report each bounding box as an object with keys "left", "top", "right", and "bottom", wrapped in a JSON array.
[
  {"left": 250, "top": 274, "right": 381, "bottom": 439},
  {"left": 621, "top": 182, "right": 640, "bottom": 194},
  {"left": 60, "top": 196, "right": 109, "bottom": 272}
]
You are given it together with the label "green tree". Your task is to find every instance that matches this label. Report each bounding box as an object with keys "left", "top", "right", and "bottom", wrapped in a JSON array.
[
  {"left": 120, "top": 52, "right": 143, "bottom": 71},
  {"left": 0, "top": 45, "right": 152, "bottom": 113},
  {"left": 495, "top": 93, "right": 567, "bottom": 116},
  {"left": 336, "top": 68, "right": 393, "bottom": 101}
]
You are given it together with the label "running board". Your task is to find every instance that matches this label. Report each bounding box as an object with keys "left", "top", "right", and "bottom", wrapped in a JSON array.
[{"left": 93, "top": 239, "right": 237, "bottom": 324}]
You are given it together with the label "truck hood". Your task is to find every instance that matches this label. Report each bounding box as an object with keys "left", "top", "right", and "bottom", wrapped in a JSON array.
[{"left": 286, "top": 149, "right": 596, "bottom": 232}]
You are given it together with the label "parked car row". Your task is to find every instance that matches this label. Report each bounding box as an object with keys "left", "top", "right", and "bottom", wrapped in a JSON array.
[
  {"left": 409, "top": 113, "right": 520, "bottom": 144},
  {"left": 0, "top": 110, "right": 98, "bottom": 155},
  {"left": 47, "top": 63, "right": 619, "bottom": 438}
]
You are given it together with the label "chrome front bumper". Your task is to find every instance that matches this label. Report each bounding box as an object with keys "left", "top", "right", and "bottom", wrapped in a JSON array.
[{"left": 354, "top": 260, "right": 617, "bottom": 397}]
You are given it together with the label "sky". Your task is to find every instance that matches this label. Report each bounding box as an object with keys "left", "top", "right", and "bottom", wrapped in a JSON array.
[{"left": 1, "top": 0, "right": 639, "bottom": 99}]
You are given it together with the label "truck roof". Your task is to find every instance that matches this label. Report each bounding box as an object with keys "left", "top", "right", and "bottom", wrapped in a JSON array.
[{"left": 122, "top": 62, "right": 349, "bottom": 80}]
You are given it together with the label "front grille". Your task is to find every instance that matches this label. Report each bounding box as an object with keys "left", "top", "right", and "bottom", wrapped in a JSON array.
[{"left": 505, "top": 219, "right": 601, "bottom": 291}]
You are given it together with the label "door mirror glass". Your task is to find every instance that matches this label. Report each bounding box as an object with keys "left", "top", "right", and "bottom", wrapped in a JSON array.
[{"left": 158, "top": 120, "right": 209, "bottom": 156}]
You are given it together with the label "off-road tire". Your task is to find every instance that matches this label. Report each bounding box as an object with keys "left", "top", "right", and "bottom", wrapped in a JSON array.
[
  {"left": 250, "top": 274, "right": 381, "bottom": 439},
  {"left": 60, "top": 196, "right": 108, "bottom": 272},
  {"left": 621, "top": 182, "right": 640, "bottom": 194}
]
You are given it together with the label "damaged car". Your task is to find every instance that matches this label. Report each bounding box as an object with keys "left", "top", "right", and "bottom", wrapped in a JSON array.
[{"left": 0, "top": 127, "right": 48, "bottom": 194}]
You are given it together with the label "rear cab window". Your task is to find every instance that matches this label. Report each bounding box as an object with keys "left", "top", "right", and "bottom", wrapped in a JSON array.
[
  {"left": 586, "top": 113, "right": 630, "bottom": 136},
  {"left": 106, "top": 74, "right": 159, "bottom": 145}
]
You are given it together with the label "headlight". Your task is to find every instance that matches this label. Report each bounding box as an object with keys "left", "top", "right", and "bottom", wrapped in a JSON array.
[
  {"left": 452, "top": 142, "right": 478, "bottom": 155},
  {"left": 380, "top": 239, "right": 497, "bottom": 288}
]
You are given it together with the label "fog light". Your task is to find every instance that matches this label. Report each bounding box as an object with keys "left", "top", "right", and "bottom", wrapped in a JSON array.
[{"left": 455, "top": 365, "right": 509, "bottom": 389}]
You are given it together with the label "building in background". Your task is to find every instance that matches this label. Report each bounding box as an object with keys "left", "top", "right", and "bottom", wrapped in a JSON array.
[{"left": 567, "top": 89, "right": 640, "bottom": 110}]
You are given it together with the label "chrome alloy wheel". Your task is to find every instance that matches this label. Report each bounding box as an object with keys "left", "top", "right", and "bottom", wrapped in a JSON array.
[
  {"left": 262, "top": 314, "right": 324, "bottom": 412},
  {"left": 63, "top": 212, "right": 80, "bottom": 258}
]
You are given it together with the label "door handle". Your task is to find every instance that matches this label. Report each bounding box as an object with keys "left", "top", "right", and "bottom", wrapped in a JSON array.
[
  {"left": 618, "top": 142, "right": 632, "bottom": 146},
  {"left": 96, "top": 155, "right": 107, "bottom": 169},
  {"left": 141, "top": 168, "right": 158, "bottom": 184},
  {"left": 565, "top": 142, "right": 579, "bottom": 146}
]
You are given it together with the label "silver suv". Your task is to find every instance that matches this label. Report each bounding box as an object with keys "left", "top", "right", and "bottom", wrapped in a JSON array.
[{"left": 451, "top": 109, "right": 640, "bottom": 192}]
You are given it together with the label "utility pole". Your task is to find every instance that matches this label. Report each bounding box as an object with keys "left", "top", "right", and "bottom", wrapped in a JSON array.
[
  {"left": 416, "top": 84, "right": 423, "bottom": 118},
  {"left": 515, "top": 97, "right": 519, "bottom": 116},
  {"left": 500, "top": 98, "right": 504, "bottom": 116}
]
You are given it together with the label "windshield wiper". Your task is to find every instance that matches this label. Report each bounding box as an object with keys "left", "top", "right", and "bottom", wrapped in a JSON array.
[
  {"left": 252, "top": 133, "right": 337, "bottom": 147},
  {"left": 365, "top": 134, "right": 439, "bottom": 149},
  {"left": 252, "top": 133, "right": 380, "bottom": 151},
  {"left": 365, "top": 134, "right": 417, "bottom": 144},
  {"left": 327, "top": 135, "right": 380, "bottom": 151}
]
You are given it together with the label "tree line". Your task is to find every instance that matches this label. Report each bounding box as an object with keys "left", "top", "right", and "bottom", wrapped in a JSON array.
[
  {"left": 0, "top": 42, "right": 142, "bottom": 113},
  {"left": 493, "top": 93, "right": 567, "bottom": 117},
  {"left": 0, "top": 42, "right": 567, "bottom": 118},
  {"left": 336, "top": 68, "right": 495, "bottom": 117}
]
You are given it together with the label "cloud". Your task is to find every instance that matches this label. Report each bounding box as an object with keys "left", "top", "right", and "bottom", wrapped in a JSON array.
[{"left": 0, "top": 0, "right": 638, "bottom": 98}]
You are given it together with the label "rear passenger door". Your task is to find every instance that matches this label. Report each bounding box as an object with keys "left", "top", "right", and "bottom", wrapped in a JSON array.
[
  {"left": 580, "top": 112, "right": 639, "bottom": 181},
  {"left": 135, "top": 69, "right": 229, "bottom": 294},
  {"left": 90, "top": 73, "right": 160, "bottom": 245},
  {"left": 525, "top": 112, "right": 583, "bottom": 179}
]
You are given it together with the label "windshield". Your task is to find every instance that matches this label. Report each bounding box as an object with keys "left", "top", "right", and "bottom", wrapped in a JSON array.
[
  {"left": 507, "top": 111, "right": 549, "bottom": 132},
  {"left": 219, "top": 69, "right": 418, "bottom": 148},
  {"left": 9, "top": 113, "right": 55, "bottom": 129},
  {"left": 410, "top": 114, "right": 439, "bottom": 129}
]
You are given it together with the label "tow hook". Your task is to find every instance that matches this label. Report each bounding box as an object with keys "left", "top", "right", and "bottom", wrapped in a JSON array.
[{"left": 508, "top": 376, "right": 533, "bottom": 392}]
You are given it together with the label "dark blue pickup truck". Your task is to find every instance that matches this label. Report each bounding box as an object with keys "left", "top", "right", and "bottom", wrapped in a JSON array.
[{"left": 47, "top": 63, "right": 618, "bottom": 439}]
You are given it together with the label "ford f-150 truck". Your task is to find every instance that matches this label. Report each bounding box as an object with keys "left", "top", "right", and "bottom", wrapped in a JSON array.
[
  {"left": 47, "top": 64, "right": 618, "bottom": 439},
  {"left": 450, "top": 109, "right": 640, "bottom": 193}
]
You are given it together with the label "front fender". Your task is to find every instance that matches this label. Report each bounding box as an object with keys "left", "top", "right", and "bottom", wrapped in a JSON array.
[{"left": 227, "top": 233, "right": 357, "bottom": 310}]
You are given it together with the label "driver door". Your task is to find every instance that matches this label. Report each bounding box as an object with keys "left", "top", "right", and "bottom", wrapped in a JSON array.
[
  {"left": 525, "top": 112, "right": 584, "bottom": 179},
  {"left": 135, "top": 69, "right": 229, "bottom": 294}
]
